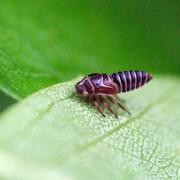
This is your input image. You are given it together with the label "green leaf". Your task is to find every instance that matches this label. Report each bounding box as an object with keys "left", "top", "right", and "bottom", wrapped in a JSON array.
[
  {"left": 0, "top": 0, "right": 179, "bottom": 98},
  {"left": 0, "top": 76, "right": 179, "bottom": 179}
]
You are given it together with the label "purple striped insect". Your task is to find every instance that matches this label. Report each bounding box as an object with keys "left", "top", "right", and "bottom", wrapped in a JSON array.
[{"left": 75, "top": 70, "right": 152, "bottom": 118}]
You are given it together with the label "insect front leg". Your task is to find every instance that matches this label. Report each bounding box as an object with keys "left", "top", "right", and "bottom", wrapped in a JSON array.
[{"left": 91, "top": 96, "right": 105, "bottom": 117}]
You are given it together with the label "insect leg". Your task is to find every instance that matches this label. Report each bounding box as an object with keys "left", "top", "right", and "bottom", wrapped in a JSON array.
[
  {"left": 98, "top": 96, "right": 118, "bottom": 118},
  {"left": 107, "top": 96, "right": 131, "bottom": 115},
  {"left": 91, "top": 96, "right": 105, "bottom": 117},
  {"left": 114, "top": 96, "right": 131, "bottom": 115},
  {"left": 114, "top": 95, "right": 125, "bottom": 104}
]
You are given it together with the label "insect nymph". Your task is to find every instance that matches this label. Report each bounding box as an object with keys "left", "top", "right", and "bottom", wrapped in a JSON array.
[{"left": 75, "top": 70, "right": 152, "bottom": 118}]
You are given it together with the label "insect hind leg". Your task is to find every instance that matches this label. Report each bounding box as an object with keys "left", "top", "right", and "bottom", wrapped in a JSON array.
[
  {"left": 107, "top": 96, "right": 131, "bottom": 115},
  {"left": 98, "top": 96, "right": 118, "bottom": 118}
]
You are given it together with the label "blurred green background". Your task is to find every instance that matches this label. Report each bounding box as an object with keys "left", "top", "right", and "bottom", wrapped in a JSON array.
[{"left": 0, "top": 0, "right": 179, "bottom": 110}]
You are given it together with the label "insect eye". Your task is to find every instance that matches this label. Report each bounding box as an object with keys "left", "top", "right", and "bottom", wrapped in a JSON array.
[{"left": 76, "top": 85, "right": 87, "bottom": 95}]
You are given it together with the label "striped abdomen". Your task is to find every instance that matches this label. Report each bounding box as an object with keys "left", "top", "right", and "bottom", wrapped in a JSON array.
[{"left": 111, "top": 71, "right": 152, "bottom": 93}]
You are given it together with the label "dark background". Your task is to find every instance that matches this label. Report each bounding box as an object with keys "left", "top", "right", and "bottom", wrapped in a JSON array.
[{"left": 0, "top": 0, "right": 179, "bottom": 111}]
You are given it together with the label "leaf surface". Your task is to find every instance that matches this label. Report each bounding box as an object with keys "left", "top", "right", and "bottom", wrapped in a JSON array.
[{"left": 0, "top": 76, "right": 180, "bottom": 179}]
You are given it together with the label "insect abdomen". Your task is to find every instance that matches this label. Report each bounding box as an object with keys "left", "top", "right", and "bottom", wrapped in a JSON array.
[{"left": 111, "top": 71, "right": 152, "bottom": 93}]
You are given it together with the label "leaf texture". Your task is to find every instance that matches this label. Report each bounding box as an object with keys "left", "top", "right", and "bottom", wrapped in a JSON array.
[{"left": 0, "top": 76, "right": 179, "bottom": 179}]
